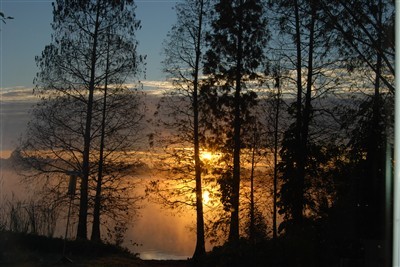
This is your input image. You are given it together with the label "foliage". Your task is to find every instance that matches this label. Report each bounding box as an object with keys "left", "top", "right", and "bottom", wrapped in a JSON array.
[
  {"left": 5, "top": 0, "right": 396, "bottom": 263},
  {"left": 0, "top": 11, "right": 13, "bottom": 24},
  {"left": 20, "top": 0, "right": 145, "bottom": 241},
  {"left": 202, "top": 0, "right": 269, "bottom": 242},
  {"left": 243, "top": 204, "right": 268, "bottom": 241},
  {"left": 269, "top": 0, "right": 349, "bottom": 236},
  {"left": 0, "top": 193, "right": 60, "bottom": 237},
  {"left": 321, "top": 0, "right": 394, "bottom": 242},
  {"left": 320, "top": 0, "right": 394, "bottom": 93}
]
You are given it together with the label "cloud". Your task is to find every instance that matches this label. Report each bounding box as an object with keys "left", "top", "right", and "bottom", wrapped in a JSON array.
[
  {"left": 140, "top": 80, "right": 174, "bottom": 94},
  {"left": 0, "top": 86, "right": 36, "bottom": 102},
  {"left": 0, "top": 80, "right": 175, "bottom": 101}
]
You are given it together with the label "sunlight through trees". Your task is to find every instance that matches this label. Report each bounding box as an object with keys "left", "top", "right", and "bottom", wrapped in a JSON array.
[{"left": 3, "top": 0, "right": 395, "bottom": 266}]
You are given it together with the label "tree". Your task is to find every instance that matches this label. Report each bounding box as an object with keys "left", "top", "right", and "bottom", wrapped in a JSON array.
[
  {"left": 271, "top": 0, "right": 347, "bottom": 235},
  {"left": 28, "top": 0, "right": 143, "bottom": 240},
  {"left": 203, "top": 0, "right": 269, "bottom": 242},
  {"left": 0, "top": 11, "right": 13, "bottom": 24},
  {"left": 89, "top": 24, "right": 144, "bottom": 242},
  {"left": 320, "top": 0, "right": 394, "bottom": 93},
  {"left": 90, "top": 88, "right": 145, "bottom": 242},
  {"left": 324, "top": 0, "right": 394, "bottom": 242},
  {"left": 156, "top": 0, "right": 210, "bottom": 260},
  {"left": 243, "top": 121, "right": 268, "bottom": 242},
  {"left": 17, "top": 87, "right": 145, "bottom": 239},
  {"left": 261, "top": 62, "right": 285, "bottom": 241}
]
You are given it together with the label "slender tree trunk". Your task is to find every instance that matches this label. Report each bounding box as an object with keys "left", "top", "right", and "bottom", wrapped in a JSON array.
[
  {"left": 292, "top": 0, "right": 304, "bottom": 226},
  {"left": 292, "top": 0, "right": 316, "bottom": 228},
  {"left": 192, "top": 0, "right": 206, "bottom": 261},
  {"left": 367, "top": 0, "right": 384, "bottom": 241},
  {"left": 229, "top": 0, "right": 243, "bottom": 243},
  {"left": 273, "top": 80, "right": 281, "bottom": 241},
  {"left": 77, "top": 0, "right": 101, "bottom": 240},
  {"left": 249, "top": 130, "right": 256, "bottom": 240},
  {"left": 91, "top": 31, "right": 111, "bottom": 242},
  {"left": 298, "top": 0, "right": 316, "bottom": 227}
]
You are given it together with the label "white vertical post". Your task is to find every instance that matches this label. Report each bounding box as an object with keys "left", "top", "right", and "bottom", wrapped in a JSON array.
[{"left": 393, "top": 1, "right": 400, "bottom": 266}]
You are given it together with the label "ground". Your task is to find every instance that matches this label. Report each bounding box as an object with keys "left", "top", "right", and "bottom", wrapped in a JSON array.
[{"left": 0, "top": 231, "right": 190, "bottom": 267}]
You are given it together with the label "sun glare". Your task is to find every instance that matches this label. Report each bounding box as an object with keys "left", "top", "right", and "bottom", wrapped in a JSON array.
[
  {"left": 200, "top": 151, "right": 213, "bottom": 161},
  {"left": 203, "top": 190, "right": 210, "bottom": 204},
  {"left": 200, "top": 151, "right": 219, "bottom": 161}
]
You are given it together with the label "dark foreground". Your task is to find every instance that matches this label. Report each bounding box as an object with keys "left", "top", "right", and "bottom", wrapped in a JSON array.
[
  {"left": 0, "top": 231, "right": 189, "bottom": 267},
  {"left": 0, "top": 230, "right": 387, "bottom": 267}
]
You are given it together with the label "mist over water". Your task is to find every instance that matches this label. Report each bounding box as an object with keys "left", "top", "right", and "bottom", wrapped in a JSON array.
[
  {"left": 127, "top": 200, "right": 196, "bottom": 259},
  {"left": 0, "top": 102, "right": 32, "bottom": 151},
  {"left": 0, "top": 163, "right": 202, "bottom": 260},
  {"left": 0, "top": 92, "right": 203, "bottom": 260}
]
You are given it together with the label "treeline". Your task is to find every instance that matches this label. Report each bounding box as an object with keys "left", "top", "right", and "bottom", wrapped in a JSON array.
[
  {"left": 153, "top": 0, "right": 394, "bottom": 266},
  {"left": 9, "top": 0, "right": 394, "bottom": 266}
]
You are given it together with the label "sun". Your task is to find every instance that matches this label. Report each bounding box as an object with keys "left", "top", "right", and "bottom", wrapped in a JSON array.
[
  {"left": 200, "top": 151, "right": 213, "bottom": 161},
  {"left": 202, "top": 190, "right": 210, "bottom": 204}
]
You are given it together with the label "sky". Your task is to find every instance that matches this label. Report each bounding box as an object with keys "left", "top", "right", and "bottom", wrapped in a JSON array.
[
  {"left": 0, "top": 0, "right": 179, "bottom": 152},
  {"left": 0, "top": 0, "right": 178, "bottom": 89},
  {"left": 0, "top": 2, "right": 200, "bottom": 259}
]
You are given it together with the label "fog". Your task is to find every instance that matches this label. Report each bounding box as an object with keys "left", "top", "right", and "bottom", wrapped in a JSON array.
[
  {"left": 129, "top": 200, "right": 196, "bottom": 259},
  {"left": 0, "top": 95, "right": 203, "bottom": 260},
  {"left": 0, "top": 163, "right": 205, "bottom": 259},
  {"left": 0, "top": 102, "right": 33, "bottom": 151}
]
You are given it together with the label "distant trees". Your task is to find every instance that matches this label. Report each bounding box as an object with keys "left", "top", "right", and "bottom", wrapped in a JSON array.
[{"left": 18, "top": 0, "right": 145, "bottom": 241}]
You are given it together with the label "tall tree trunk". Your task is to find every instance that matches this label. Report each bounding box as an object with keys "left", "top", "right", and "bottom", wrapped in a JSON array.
[
  {"left": 367, "top": 0, "right": 384, "bottom": 241},
  {"left": 192, "top": 0, "right": 206, "bottom": 261},
  {"left": 77, "top": 0, "right": 101, "bottom": 240},
  {"left": 91, "top": 31, "right": 111, "bottom": 242},
  {"left": 273, "top": 77, "right": 281, "bottom": 241},
  {"left": 293, "top": 0, "right": 316, "bottom": 227},
  {"left": 249, "top": 129, "right": 256, "bottom": 240},
  {"left": 292, "top": 0, "right": 304, "bottom": 225},
  {"left": 229, "top": 0, "right": 243, "bottom": 243}
]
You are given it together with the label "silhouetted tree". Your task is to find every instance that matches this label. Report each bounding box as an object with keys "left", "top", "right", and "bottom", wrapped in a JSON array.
[
  {"left": 17, "top": 88, "right": 145, "bottom": 239},
  {"left": 203, "top": 0, "right": 269, "bottom": 242},
  {"left": 28, "top": 0, "right": 143, "bottom": 240},
  {"left": 322, "top": 0, "right": 394, "bottom": 242},
  {"left": 261, "top": 62, "right": 285, "bottom": 241},
  {"left": 161, "top": 0, "right": 210, "bottom": 260},
  {"left": 271, "top": 0, "right": 346, "bottom": 236},
  {"left": 0, "top": 11, "right": 13, "bottom": 24},
  {"left": 320, "top": 0, "right": 394, "bottom": 93}
]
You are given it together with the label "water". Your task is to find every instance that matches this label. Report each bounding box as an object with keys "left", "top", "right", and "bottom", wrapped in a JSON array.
[
  {"left": 0, "top": 160, "right": 210, "bottom": 260},
  {"left": 139, "top": 249, "right": 189, "bottom": 260}
]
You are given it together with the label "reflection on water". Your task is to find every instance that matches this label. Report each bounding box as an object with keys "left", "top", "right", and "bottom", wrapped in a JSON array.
[
  {"left": 124, "top": 194, "right": 197, "bottom": 260},
  {"left": 139, "top": 249, "right": 189, "bottom": 260}
]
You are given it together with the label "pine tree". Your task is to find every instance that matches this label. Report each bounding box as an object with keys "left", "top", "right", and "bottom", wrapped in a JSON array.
[{"left": 203, "top": 0, "right": 268, "bottom": 242}]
